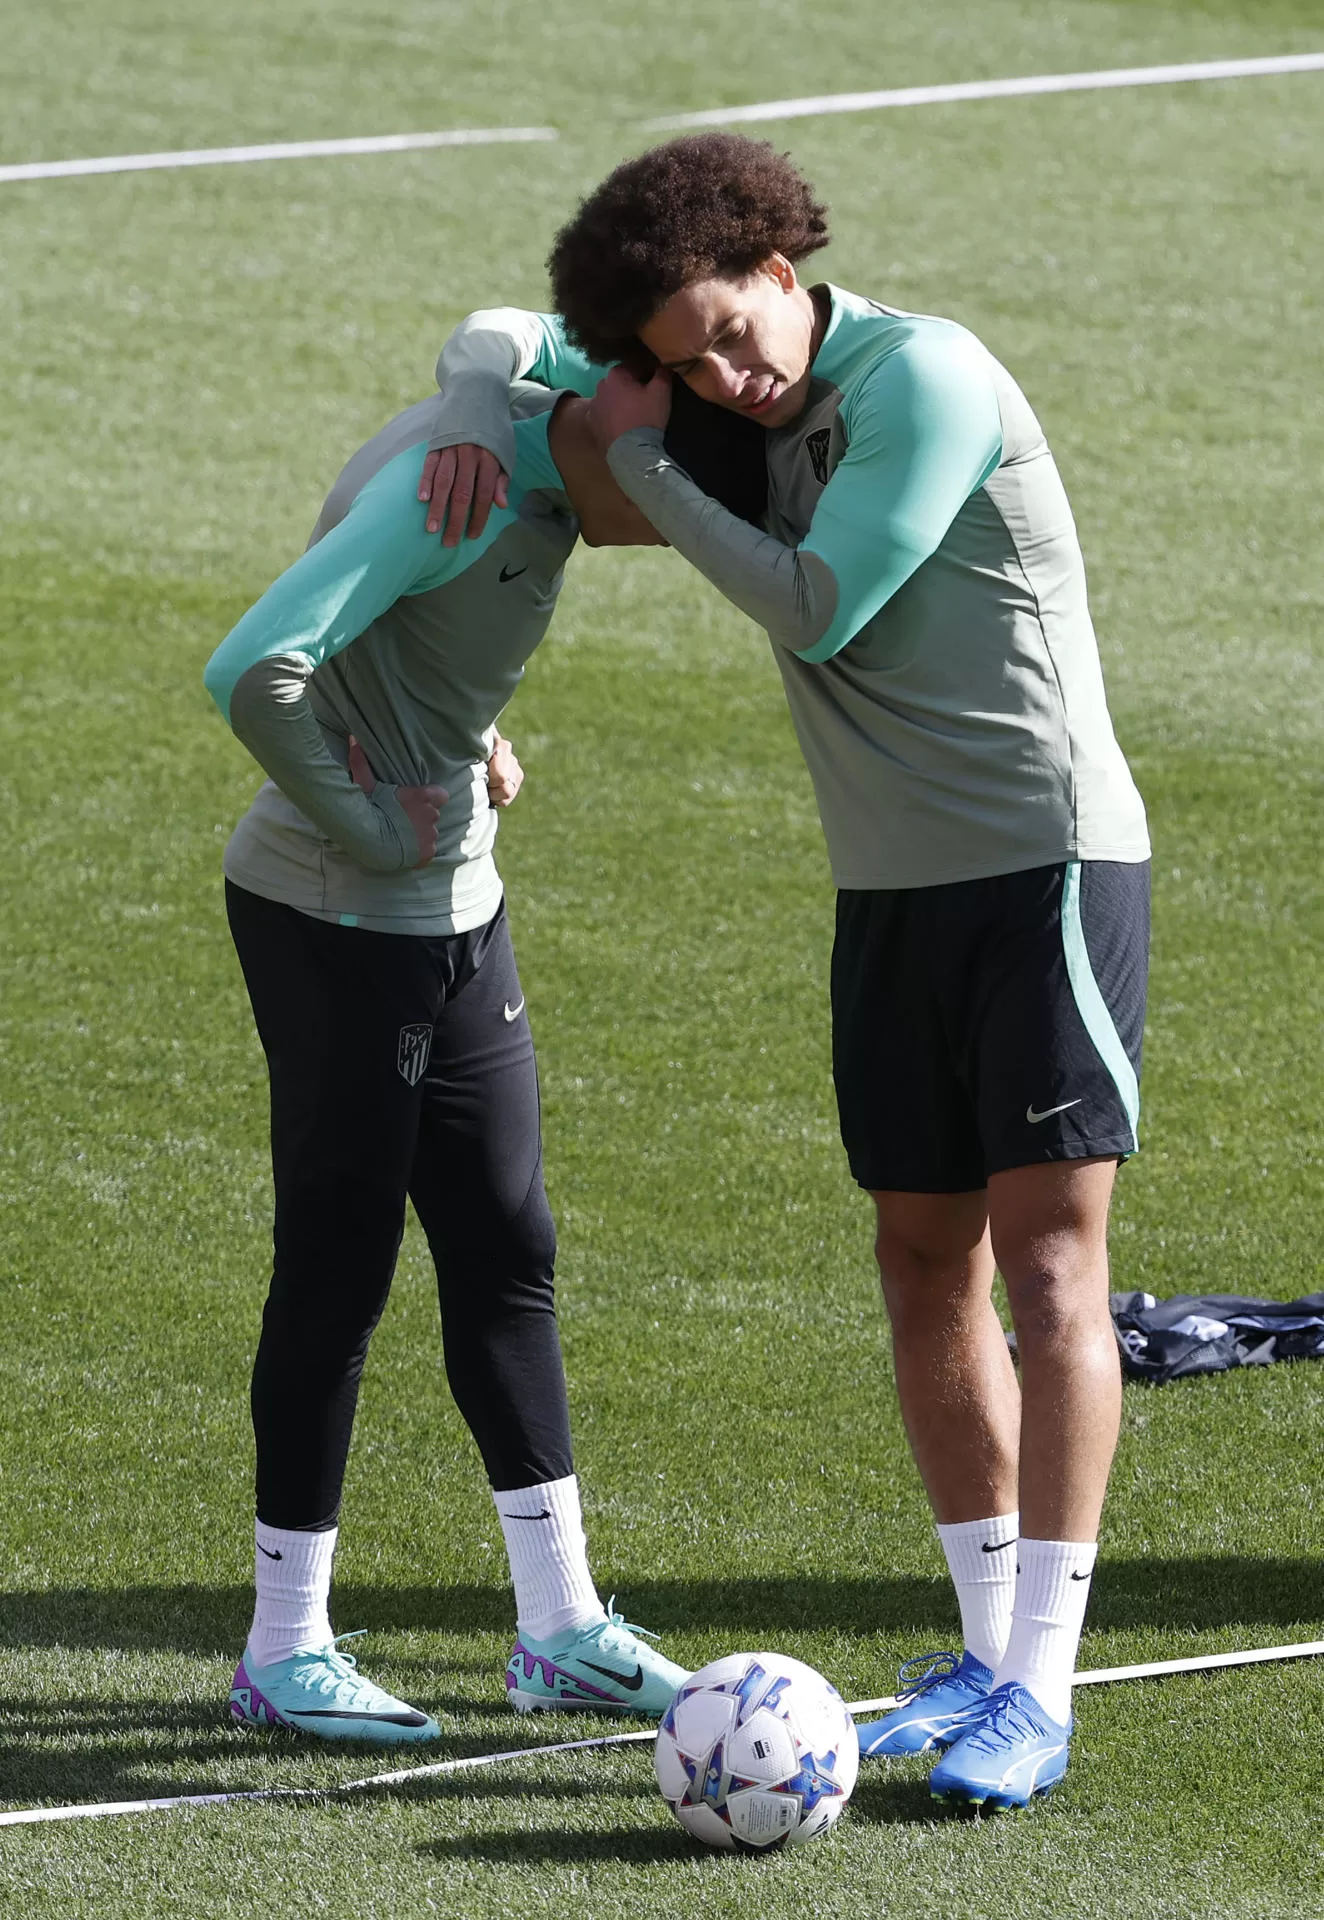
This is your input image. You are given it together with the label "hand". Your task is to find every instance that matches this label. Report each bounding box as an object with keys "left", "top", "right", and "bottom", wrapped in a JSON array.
[
  {"left": 585, "top": 366, "right": 672, "bottom": 453},
  {"left": 486, "top": 731, "right": 524, "bottom": 809},
  {"left": 348, "top": 736, "right": 448, "bottom": 868},
  {"left": 419, "top": 444, "right": 510, "bottom": 546}
]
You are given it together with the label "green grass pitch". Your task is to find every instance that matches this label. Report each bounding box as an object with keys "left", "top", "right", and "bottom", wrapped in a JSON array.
[{"left": 2, "top": 0, "right": 1322, "bottom": 1913}]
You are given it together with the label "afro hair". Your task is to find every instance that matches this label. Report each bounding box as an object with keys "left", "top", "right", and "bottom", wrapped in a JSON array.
[{"left": 547, "top": 134, "right": 830, "bottom": 366}]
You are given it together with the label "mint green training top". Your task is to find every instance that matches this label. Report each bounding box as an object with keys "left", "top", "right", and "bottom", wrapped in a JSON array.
[
  {"left": 431, "top": 294, "right": 1150, "bottom": 891},
  {"left": 205, "top": 386, "right": 574, "bottom": 934}
]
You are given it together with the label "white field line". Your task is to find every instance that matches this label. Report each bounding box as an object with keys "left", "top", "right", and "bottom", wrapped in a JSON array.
[
  {"left": 1068, "top": 1638, "right": 1324, "bottom": 1688},
  {"left": 2, "top": 1639, "right": 1321, "bottom": 1829},
  {"left": 0, "top": 1726, "right": 660, "bottom": 1829},
  {"left": 0, "top": 126, "right": 557, "bottom": 187},
  {"left": 646, "top": 51, "right": 1324, "bottom": 128},
  {"left": 4, "top": 53, "right": 1323, "bottom": 188}
]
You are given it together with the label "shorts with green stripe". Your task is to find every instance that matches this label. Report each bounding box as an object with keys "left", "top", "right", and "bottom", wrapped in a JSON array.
[{"left": 830, "top": 860, "right": 1150, "bottom": 1193}]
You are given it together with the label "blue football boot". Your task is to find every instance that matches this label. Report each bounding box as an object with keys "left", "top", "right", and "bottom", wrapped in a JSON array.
[
  {"left": 856, "top": 1650, "right": 995, "bottom": 1758},
  {"left": 928, "top": 1681, "right": 1072, "bottom": 1810}
]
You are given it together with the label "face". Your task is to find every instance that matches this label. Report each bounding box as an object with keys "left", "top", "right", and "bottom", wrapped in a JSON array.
[{"left": 638, "top": 256, "right": 820, "bottom": 429}]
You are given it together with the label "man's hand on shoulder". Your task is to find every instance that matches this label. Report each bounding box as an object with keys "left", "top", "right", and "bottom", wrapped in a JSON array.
[
  {"left": 420, "top": 444, "right": 510, "bottom": 546},
  {"left": 586, "top": 366, "right": 672, "bottom": 453},
  {"left": 348, "top": 736, "right": 449, "bottom": 868}
]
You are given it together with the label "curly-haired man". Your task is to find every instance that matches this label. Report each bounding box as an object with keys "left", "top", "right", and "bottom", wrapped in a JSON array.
[{"left": 422, "top": 134, "right": 1151, "bottom": 1809}]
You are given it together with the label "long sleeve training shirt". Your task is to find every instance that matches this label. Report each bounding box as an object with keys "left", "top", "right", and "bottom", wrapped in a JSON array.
[
  {"left": 432, "top": 295, "right": 1149, "bottom": 890},
  {"left": 205, "top": 385, "right": 575, "bottom": 933}
]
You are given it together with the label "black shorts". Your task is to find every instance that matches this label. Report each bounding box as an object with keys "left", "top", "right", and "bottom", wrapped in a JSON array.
[{"left": 831, "top": 860, "right": 1150, "bottom": 1194}]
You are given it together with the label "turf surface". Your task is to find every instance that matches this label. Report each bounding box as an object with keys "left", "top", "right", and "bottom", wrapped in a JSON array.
[{"left": 2, "top": 1, "right": 1322, "bottom": 1914}]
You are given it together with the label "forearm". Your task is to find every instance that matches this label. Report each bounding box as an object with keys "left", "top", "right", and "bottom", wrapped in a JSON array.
[
  {"left": 430, "top": 308, "right": 603, "bottom": 471},
  {"left": 225, "top": 658, "right": 419, "bottom": 872},
  {"left": 603, "top": 327, "right": 1005, "bottom": 662},
  {"left": 606, "top": 429, "right": 839, "bottom": 652}
]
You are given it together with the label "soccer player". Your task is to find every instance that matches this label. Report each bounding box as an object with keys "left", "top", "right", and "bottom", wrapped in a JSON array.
[
  {"left": 204, "top": 379, "right": 708, "bottom": 1744},
  {"left": 422, "top": 135, "right": 1151, "bottom": 1808}
]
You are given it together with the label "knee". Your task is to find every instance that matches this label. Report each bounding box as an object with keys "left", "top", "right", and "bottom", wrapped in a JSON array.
[
  {"left": 274, "top": 1167, "right": 407, "bottom": 1278},
  {"left": 435, "top": 1174, "right": 558, "bottom": 1313},
  {"left": 990, "top": 1164, "right": 1113, "bottom": 1321},
  {"left": 876, "top": 1223, "right": 942, "bottom": 1291},
  {"left": 504, "top": 1179, "right": 557, "bottom": 1285},
  {"left": 998, "top": 1249, "right": 1110, "bottom": 1355},
  {"left": 873, "top": 1225, "right": 979, "bottom": 1337}
]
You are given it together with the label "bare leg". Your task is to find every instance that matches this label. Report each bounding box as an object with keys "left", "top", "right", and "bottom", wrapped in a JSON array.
[
  {"left": 988, "top": 1157, "right": 1122, "bottom": 1542},
  {"left": 871, "top": 1189, "right": 1021, "bottom": 1525}
]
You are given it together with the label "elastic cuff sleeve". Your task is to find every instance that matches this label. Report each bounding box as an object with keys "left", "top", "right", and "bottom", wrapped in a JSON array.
[
  {"left": 364, "top": 784, "right": 421, "bottom": 870},
  {"left": 427, "top": 378, "right": 517, "bottom": 475}
]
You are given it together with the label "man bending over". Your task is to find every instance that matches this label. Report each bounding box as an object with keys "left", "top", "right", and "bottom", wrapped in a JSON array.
[{"left": 204, "top": 380, "right": 712, "bottom": 1742}]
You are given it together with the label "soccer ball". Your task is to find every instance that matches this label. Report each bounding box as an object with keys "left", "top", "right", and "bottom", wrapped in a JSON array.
[{"left": 654, "top": 1652, "right": 858, "bottom": 1852}]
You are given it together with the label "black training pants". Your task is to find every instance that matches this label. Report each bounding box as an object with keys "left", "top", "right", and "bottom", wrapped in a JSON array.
[{"left": 226, "top": 881, "right": 573, "bottom": 1530}]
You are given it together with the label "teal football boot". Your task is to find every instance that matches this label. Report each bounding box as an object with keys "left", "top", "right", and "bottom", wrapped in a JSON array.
[
  {"left": 506, "top": 1600, "right": 688, "bottom": 1716},
  {"left": 229, "top": 1632, "right": 439, "bottom": 1746}
]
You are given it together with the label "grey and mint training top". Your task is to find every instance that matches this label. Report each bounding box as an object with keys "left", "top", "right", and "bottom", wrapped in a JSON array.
[
  {"left": 431, "top": 291, "right": 1150, "bottom": 891},
  {"left": 205, "top": 386, "right": 574, "bottom": 934}
]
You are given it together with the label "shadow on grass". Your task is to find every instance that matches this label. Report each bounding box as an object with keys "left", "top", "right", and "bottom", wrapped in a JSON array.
[
  {"left": 1, "top": 1561, "right": 1319, "bottom": 1811},
  {"left": 415, "top": 1824, "right": 697, "bottom": 1868},
  {"left": 410, "top": 1775, "right": 947, "bottom": 1866},
  {"left": 0, "top": 1697, "right": 661, "bottom": 1813},
  {"left": 850, "top": 1770, "right": 953, "bottom": 1828},
  {"left": 0, "top": 1558, "right": 1320, "bottom": 1656}
]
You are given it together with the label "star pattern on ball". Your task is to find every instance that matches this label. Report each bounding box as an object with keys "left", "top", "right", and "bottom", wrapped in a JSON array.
[
  {"left": 730, "top": 1660, "right": 793, "bottom": 1726},
  {"left": 784, "top": 1748, "right": 844, "bottom": 1814}
]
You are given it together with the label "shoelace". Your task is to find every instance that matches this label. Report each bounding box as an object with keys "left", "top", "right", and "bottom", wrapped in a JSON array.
[
  {"left": 961, "top": 1690, "right": 1044, "bottom": 1754},
  {"left": 593, "top": 1597, "right": 663, "bottom": 1655},
  {"left": 895, "top": 1649, "right": 961, "bottom": 1703},
  {"left": 289, "top": 1630, "right": 376, "bottom": 1705}
]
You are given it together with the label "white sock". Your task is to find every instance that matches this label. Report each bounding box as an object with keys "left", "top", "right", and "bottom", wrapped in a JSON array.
[
  {"left": 495, "top": 1475, "right": 606, "bottom": 1642},
  {"left": 246, "top": 1521, "right": 337, "bottom": 1669},
  {"left": 935, "top": 1512, "right": 1019, "bottom": 1674},
  {"left": 994, "top": 1536, "right": 1098, "bottom": 1726}
]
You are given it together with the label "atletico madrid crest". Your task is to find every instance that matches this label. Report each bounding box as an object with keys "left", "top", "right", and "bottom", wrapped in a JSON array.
[
  {"left": 803, "top": 427, "right": 831, "bottom": 486},
  {"left": 397, "top": 1023, "right": 432, "bottom": 1087}
]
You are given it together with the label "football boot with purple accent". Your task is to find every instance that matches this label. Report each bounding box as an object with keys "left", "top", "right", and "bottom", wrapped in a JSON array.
[
  {"left": 228, "top": 1632, "right": 439, "bottom": 1746},
  {"left": 856, "top": 1649, "right": 995, "bottom": 1758},
  {"left": 929, "top": 1681, "right": 1072, "bottom": 1809},
  {"left": 506, "top": 1600, "right": 688, "bottom": 1716}
]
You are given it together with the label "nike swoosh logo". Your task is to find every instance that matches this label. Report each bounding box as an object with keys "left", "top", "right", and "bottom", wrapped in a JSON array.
[
  {"left": 981, "top": 1538, "right": 1016, "bottom": 1554},
  {"left": 582, "top": 1659, "right": 644, "bottom": 1691},
  {"left": 1070, "top": 1570, "right": 1092, "bottom": 1581},
  {"left": 257, "top": 1545, "right": 283, "bottom": 1561},
  {"left": 503, "top": 998, "right": 525, "bottom": 1022},
  {"left": 1026, "top": 1099, "right": 1083, "bottom": 1124},
  {"left": 501, "top": 1508, "right": 551, "bottom": 1520},
  {"left": 499, "top": 564, "right": 527, "bottom": 582},
  {"left": 295, "top": 1709, "right": 431, "bottom": 1725}
]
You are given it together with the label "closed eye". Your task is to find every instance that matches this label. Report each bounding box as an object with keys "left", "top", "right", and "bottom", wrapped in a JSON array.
[{"left": 667, "top": 324, "right": 745, "bottom": 376}]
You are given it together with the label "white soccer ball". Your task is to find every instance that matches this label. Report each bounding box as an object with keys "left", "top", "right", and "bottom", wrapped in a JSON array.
[{"left": 654, "top": 1651, "right": 858, "bottom": 1852}]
